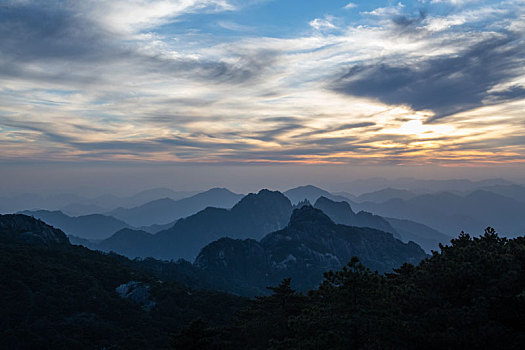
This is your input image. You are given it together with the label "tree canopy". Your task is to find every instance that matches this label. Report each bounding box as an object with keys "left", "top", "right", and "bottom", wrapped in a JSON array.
[{"left": 173, "top": 228, "right": 525, "bottom": 349}]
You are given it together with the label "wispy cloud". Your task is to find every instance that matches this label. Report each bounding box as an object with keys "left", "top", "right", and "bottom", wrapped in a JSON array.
[
  {"left": 430, "top": 0, "right": 481, "bottom": 4},
  {"left": 217, "top": 20, "right": 253, "bottom": 31},
  {"left": 309, "top": 16, "right": 338, "bottom": 31}
]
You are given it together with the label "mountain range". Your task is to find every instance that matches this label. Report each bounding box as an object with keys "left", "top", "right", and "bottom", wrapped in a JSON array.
[
  {"left": 352, "top": 183, "right": 525, "bottom": 206},
  {"left": 355, "top": 187, "right": 417, "bottom": 203},
  {"left": 283, "top": 185, "right": 352, "bottom": 204},
  {"left": 19, "top": 183, "right": 524, "bottom": 258},
  {"left": 353, "top": 189, "right": 525, "bottom": 237},
  {"left": 313, "top": 196, "right": 452, "bottom": 252},
  {"left": 108, "top": 188, "right": 244, "bottom": 227},
  {"left": 97, "top": 189, "right": 293, "bottom": 261},
  {"left": 0, "top": 209, "right": 428, "bottom": 296},
  {"left": 0, "top": 188, "right": 198, "bottom": 215},
  {"left": 95, "top": 204, "right": 429, "bottom": 296},
  {"left": 1, "top": 210, "right": 522, "bottom": 348},
  {"left": 340, "top": 177, "right": 514, "bottom": 195},
  {"left": 16, "top": 185, "right": 461, "bottom": 254},
  {"left": 87, "top": 188, "right": 452, "bottom": 260},
  {"left": 194, "top": 205, "right": 427, "bottom": 295},
  {"left": 313, "top": 196, "right": 399, "bottom": 237},
  {"left": 8, "top": 180, "right": 525, "bottom": 248},
  {"left": 19, "top": 188, "right": 244, "bottom": 239}
]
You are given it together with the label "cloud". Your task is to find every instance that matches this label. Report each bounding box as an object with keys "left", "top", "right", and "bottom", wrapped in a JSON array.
[
  {"left": 309, "top": 17, "right": 337, "bottom": 31},
  {"left": 392, "top": 10, "right": 427, "bottom": 29},
  {"left": 430, "top": 0, "right": 480, "bottom": 4},
  {"left": 332, "top": 33, "right": 525, "bottom": 120},
  {"left": 1, "top": 0, "right": 525, "bottom": 167},
  {"left": 0, "top": 2, "right": 278, "bottom": 89},
  {"left": 0, "top": 4, "right": 112, "bottom": 62},
  {"left": 79, "top": 0, "right": 235, "bottom": 35},
  {"left": 344, "top": 2, "right": 357, "bottom": 9},
  {"left": 362, "top": 3, "right": 405, "bottom": 18},
  {"left": 217, "top": 20, "right": 253, "bottom": 31}
]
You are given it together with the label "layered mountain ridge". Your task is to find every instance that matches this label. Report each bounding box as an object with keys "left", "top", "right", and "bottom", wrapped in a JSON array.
[
  {"left": 98, "top": 189, "right": 293, "bottom": 261},
  {"left": 195, "top": 205, "right": 427, "bottom": 294},
  {"left": 354, "top": 189, "right": 525, "bottom": 237},
  {"left": 18, "top": 210, "right": 129, "bottom": 240},
  {"left": 108, "top": 187, "right": 244, "bottom": 227},
  {"left": 93, "top": 188, "right": 451, "bottom": 260}
]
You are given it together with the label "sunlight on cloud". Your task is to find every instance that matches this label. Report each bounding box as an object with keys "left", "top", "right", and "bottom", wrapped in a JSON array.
[{"left": 386, "top": 115, "right": 455, "bottom": 136}]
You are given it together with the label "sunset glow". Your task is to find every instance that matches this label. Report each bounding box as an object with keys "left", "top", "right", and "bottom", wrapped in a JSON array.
[{"left": 0, "top": 0, "right": 524, "bottom": 181}]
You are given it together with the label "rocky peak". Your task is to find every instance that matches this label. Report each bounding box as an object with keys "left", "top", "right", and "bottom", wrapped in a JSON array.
[
  {"left": 230, "top": 189, "right": 293, "bottom": 234},
  {"left": 231, "top": 189, "right": 291, "bottom": 213},
  {"left": 287, "top": 205, "right": 335, "bottom": 229}
]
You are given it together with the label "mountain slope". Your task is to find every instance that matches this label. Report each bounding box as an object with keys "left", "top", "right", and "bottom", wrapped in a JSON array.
[
  {"left": 313, "top": 196, "right": 452, "bottom": 251},
  {"left": 385, "top": 217, "right": 452, "bottom": 252},
  {"left": 98, "top": 228, "right": 155, "bottom": 258},
  {"left": 18, "top": 210, "right": 129, "bottom": 240},
  {"left": 194, "top": 206, "right": 427, "bottom": 295},
  {"left": 313, "top": 196, "right": 399, "bottom": 237},
  {"left": 108, "top": 188, "right": 243, "bottom": 226},
  {"left": 478, "top": 184, "right": 525, "bottom": 204}
]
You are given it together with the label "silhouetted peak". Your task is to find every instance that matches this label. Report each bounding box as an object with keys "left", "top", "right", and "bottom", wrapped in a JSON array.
[
  {"left": 111, "top": 228, "right": 152, "bottom": 239},
  {"left": 232, "top": 189, "right": 291, "bottom": 212},
  {"left": 288, "top": 205, "right": 334, "bottom": 228},
  {"left": 292, "top": 185, "right": 324, "bottom": 191},
  {"left": 200, "top": 187, "right": 236, "bottom": 195},
  {"left": 257, "top": 188, "right": 284, "bottom": 197},
  {"left": 147, "top": 197, "right": 176, "bottom": 205}
]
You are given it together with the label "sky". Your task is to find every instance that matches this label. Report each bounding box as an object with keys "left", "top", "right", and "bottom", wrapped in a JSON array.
[{"left": 1, "top": 0, "right": 525, "bottom": 194}]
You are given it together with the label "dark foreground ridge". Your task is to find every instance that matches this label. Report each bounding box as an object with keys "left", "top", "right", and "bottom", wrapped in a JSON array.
[
  {"left": 0, "top": 214, "right": 246, "bottom": 349},
  {"left": 0, "top": 214, "right": 70, "bottom": 245},
  {"left": 176, "top": 229, "right": 525, "bottom": 349},
  {"left": 2, "top": 214, "right": 523, "bottom": 349}
]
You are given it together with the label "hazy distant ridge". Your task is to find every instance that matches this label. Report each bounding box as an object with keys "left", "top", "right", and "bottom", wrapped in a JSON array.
[{"left": 108, "top": 188, "right": 244, "bottom": 227}]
